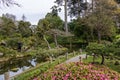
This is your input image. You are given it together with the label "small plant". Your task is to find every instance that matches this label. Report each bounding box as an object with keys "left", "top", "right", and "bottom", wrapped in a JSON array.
[{"left": 114, "top": 61, "right": 120, "bottom": 65}]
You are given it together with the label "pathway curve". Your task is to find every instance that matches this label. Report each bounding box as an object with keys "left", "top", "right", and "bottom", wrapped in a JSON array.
[{"left": 66, "top": 54, "right": 86, "bottom": 63}]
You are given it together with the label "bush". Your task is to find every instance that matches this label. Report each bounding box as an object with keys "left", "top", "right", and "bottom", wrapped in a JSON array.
[
  {"left": 6, "top": 37, "right": 21, "bottom": 49},
  {"left": 38, "top": 62, "right": 120, "bottom": 80},
  {"left": 86, "top": 42, "right": 105, "bottom": 55},
  {"left": 114, "top": 61, "right": 120, "bottom": 65},
  {"left": 0, "top": 46, "right": 17, "bottom": 57},
  {"left": 35, "top": 48, "right": 68, "bottom": 62}
]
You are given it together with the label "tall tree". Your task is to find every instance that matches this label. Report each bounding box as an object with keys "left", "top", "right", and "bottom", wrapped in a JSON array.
[
  {"left": 87, "top": 0, "right": 117, "bottom": 43},
  {"left": 64, "top": 0, "right": 68, "bottom": 34},
  {"left": 36, "top": 13, "right": 63, "bottom": 48},
  {"left": 36, "top": 18, "right": 51, "bottom": 49},
  {"left": 55, "top": 0, "right": 68, "bottom": 33},
  {"left": 67, "top": 0, "right": 88, "bottom": 18}
]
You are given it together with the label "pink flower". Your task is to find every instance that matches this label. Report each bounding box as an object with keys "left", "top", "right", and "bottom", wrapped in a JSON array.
[
  {"left": 66, "top": 73, "right": 70, "bottom": 77},
  {"left": 74, "top": 77, "right": 76, "bottom": 80},
  {"left": 33, "top": 78, "right": 38, "bottom": 80},
  {"left": 52, "top": 76, "right": 57, "bottom": 80}
]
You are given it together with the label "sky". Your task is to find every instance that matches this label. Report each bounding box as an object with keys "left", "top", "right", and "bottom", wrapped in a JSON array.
[{"left": 0, "top": 0, "right": 64, "bottom": 25}]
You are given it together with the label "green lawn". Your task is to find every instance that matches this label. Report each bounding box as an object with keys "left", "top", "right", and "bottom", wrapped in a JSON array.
[{"left": 83, "top": 56, "right": 120, "bottom": 73}]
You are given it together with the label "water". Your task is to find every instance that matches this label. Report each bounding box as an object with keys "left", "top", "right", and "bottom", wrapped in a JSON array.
[{"left": 0, "top": 56, "right": 37, "bottom": 80}]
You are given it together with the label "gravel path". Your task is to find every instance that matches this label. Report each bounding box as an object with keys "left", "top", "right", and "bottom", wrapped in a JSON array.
[{"left": 66, "top": 54, "right": 86, "bottom": 63}]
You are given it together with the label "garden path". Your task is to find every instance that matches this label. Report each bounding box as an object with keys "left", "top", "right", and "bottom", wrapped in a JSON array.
[{"left": 66, "top": 54, "right": 86, "bottom": 63}]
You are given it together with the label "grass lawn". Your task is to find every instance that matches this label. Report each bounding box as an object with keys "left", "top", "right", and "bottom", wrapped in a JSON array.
[{"left": 83, "top": 55, "right": 120, "bottom": 73}]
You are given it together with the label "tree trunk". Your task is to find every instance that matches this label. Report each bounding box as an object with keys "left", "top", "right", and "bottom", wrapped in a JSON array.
[
  {"left": 64, "top": 0, "right": 68, "bottom": 34},
  {"left": 84, "top": 0, "right": 87, "bottom": 17},
  {"left": 91, "top": 28, "right": 94, "bottom": 41},
  {"left": 92, "top": 0, "right": 94, "bottom": 12},
  {"left": 101, "top": 53, "right": 105, "bottom": 64},
  {"left": 98, "top": 31, "right": 101, "bottom": 43},
  {"left": 54, "top": 34, "right": 58, "bottom": 47},
  {"left": 77, "top": 0, "right": 81, "bottom": 17},
  {"left": 43, "top": 35, "right": 51, "bottom": 49}
]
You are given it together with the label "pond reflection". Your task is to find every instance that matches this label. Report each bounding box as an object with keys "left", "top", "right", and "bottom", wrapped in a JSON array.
[{"left": 0, "top": 56, "right": 37, "bottom": 80}]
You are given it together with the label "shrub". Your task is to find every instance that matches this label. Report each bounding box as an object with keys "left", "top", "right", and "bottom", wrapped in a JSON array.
[
  {"left": 114, "top": 61, "right": 120, "bottom": 65},
  {"left": 35, "top": 48, "right": 68, "bottom": 62},
  {"left": 0, "top": 46, "right": 18, "bottom": 57},
  {"left": 86, "top": 42, "right": 105, "bottom": 55},
  {"left": 38, "top": 62, "right": 120, "bottom": 80}
]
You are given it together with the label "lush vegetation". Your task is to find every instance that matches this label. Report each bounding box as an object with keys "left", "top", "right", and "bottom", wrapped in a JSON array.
[
  {"left": 83, "top": 56, "right": 120, "bottom": 73},
  {"left": 13, "top": 52, "right": 80, "bottom": 80},
  {"left": 0, "top": 0, "right": 120, "bottom": 80},
  {"left": 38, "top": 62, "right": 120, "bottom": 80}
]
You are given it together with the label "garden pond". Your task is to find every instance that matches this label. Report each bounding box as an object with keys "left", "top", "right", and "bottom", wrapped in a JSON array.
[{"left": 0, "top": 56, "right": 43, "bottom": 80}]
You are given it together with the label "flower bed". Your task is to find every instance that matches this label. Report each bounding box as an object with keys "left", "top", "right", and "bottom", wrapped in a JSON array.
[{"left": 38, "top": 62, "right": 120, "bottom": 80}]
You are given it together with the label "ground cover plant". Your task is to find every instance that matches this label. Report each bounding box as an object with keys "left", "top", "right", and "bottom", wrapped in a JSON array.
[{"left": 38, "top": 62, "right": 120, "bottom": 80}]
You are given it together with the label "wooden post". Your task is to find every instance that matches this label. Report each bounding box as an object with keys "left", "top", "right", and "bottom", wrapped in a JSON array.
[
  {"left": 79, "top": 56, "right": 82, "bottom": 62},
  {"left": 86, "top": 54, "right": 87, "bottom": 59},
  {"left": 4, "top": 72, "right": 9, "bottom": 80},
  {"left": 73, "top": 51, "right": 75, "bottom": 56},
  {"left": 79, "top": 49, "right": 82, "bottom": 54},
  {"left": 49, "top": 56, "right": 52, "bottom": 64},
  {"left": 66, "top": 52, "right": 68, "bottom": 60},
  {"left": 58, "top": 57, "right": 60, "bottom": 64},
  {"left": 92, "top": 53, "right": 95, "bottom": 63}
]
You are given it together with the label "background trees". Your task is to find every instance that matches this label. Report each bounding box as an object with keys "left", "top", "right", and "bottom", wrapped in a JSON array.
[
  {"left": 18, "top": 21, "right": 32, "bottom": 38},
  {"left": 87, "top": 0, "right": 117, "bottom": 43},
  {"left": 0, "top": 16, "right": 17, "bottom": 37},
  {"left": 36, "top": 12, "right": 63, "bottom": 49}
]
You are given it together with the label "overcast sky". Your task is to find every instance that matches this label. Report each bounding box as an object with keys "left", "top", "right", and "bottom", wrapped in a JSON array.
[{"left": 0, "top": 0, "right": 64, "bottom": 25}]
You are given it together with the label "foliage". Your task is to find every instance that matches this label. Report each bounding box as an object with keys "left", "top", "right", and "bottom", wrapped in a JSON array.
[
  {"left": 0, "top": 46, "right": 17, "bottom": 57},
  {"left": 18, "top": 21, "right": 32, "bottom": 37},
  {"left": 83, "top": 55, "right": 120, "bottom": 73},
  {"left": 55, "top": 0, "right": 88, "bottom": 18},
  {"left": 86, "top": 42, "right": 106, "bottom": 64},
  {"left": 86, "top": 13, "right": 116, "bottom": 43},
  {"left": 86, "top": 43, "right": 105, "bottom": 55},
  {"left": 36, "top": 13, "right": 63, "bottom": 36},
  {"left": 45, "top": 13, "right": 63, "bottom": 30},
  {"left": 6, "top": 37, "right": 19, "bottom": 49},
  {"left": 35, "top": 48, "right": 68, "bottom": 61},
  {"left": 38, "top": 62, "right": 120, "bottom": 80},
  {"left": 70, "top": 18, "right": 92, "bottom": 42},
  {"left": 0, "top": 16, "right": 17, "bottom": 37},
  {"left": 114, "top": 35, "right": 120, "bottom": 47},
  {"left": 114, "top": 60, "right": 120, "bottom": 65},
  {"left": 85, "top": 0, "right": 117, "bottom": 43},
  {"left": 13, "top": 51, "right": 77, "bottom": 80}
]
